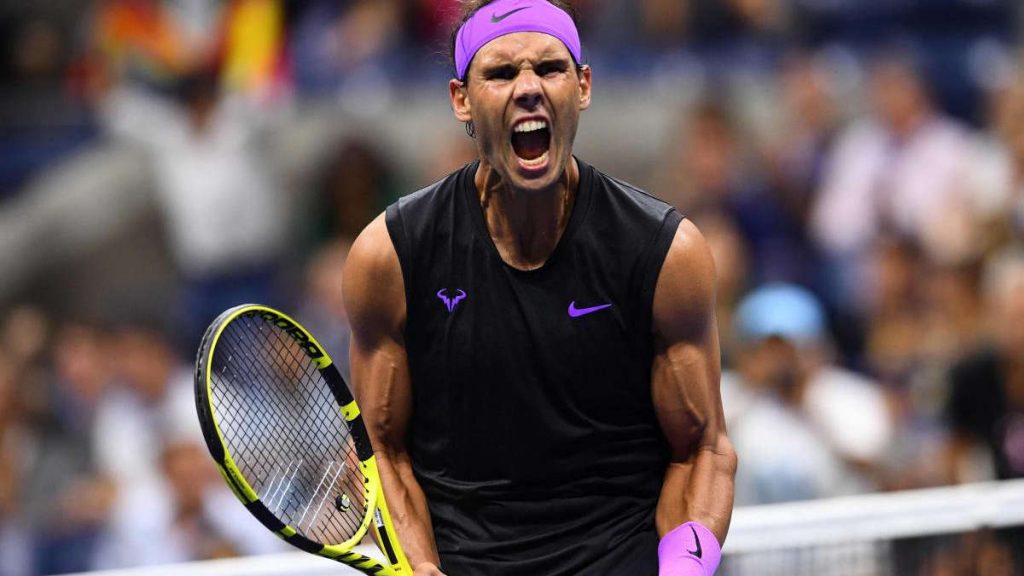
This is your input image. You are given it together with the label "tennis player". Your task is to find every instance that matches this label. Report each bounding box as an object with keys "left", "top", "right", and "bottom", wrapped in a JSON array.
[{"left": 343, "top": 1, "right": 736, "bottom": 574}]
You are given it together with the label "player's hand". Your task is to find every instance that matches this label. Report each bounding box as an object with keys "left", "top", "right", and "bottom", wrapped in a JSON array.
[{"left": 413, "top": 562, "right": 447, "bottom": 575}]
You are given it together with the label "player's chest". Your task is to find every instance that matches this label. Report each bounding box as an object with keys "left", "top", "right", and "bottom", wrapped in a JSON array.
[{"left": 409, "top": 251, "right": 642, "bottom": 368}]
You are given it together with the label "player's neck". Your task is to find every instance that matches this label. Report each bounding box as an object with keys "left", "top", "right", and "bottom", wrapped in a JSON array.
[{"left": 474, "top": 159, "right": 579, "bottom": 270}]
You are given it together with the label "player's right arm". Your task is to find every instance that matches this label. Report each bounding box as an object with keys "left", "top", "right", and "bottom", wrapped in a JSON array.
[{"left": 343, "top": 214, "right": 446, "bottom": 576}]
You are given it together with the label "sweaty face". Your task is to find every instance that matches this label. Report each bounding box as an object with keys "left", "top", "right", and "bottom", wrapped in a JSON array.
[{"left": 451, "top": 32, "right": 591, "bottom": 192}]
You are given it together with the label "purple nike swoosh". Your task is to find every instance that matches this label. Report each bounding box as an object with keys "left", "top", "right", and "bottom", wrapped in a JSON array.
[{"left": 568, "top": 301, "right": 613, "bottom": 318}]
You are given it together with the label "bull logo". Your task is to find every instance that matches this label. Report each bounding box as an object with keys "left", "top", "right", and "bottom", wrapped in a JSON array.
[{"left": 436, "top": 288, "right": 467, "bottom": 313}]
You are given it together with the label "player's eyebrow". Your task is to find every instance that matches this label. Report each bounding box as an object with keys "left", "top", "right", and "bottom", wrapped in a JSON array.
[
  {"left": 478, "top": 55, "right": 572, "bottom": 79},
  {"left": 534, "top": 58, "right": 571, "bottom": 72}
]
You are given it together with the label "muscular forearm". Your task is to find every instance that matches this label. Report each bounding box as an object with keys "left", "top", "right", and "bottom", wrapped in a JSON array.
[
  {"left": 655, "top": 433, "right": 737, "bottom": 543},
  {"left": 376, "top": 448, "right": 442, "bottom": 569},
  {"left": 345, "top": 218, "right": 444, "bottom": 573}
]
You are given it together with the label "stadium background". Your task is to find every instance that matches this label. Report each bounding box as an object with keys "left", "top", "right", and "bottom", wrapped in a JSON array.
[{"left": 1, "top": 0, "right": 1024, "bottom": 574}]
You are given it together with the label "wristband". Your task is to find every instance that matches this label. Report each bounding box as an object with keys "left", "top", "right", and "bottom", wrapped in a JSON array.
[{"left": 657, "top": 521, "right": 722, "bottom": 576}]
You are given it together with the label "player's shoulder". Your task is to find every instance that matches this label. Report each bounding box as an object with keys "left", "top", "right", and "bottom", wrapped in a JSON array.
[
  {"left": 652, "top": 219, "right": 715, "bottom": 337},
  {"left": 344, "top": 213, "right": 405, "bottom": 333},
  {"left": 584, "top": 159, "right": 676, "bottom": 222},
  {"left": 660, "top": 219, "right": 714, "bottom": 293},
  {"left": 347, "top": 213, "right": 400, "bottom": 283},
  {"left": 666, "top": 218, "right": 711, "bottom": 261}
]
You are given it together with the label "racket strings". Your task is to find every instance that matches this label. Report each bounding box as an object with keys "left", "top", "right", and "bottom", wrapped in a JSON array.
[
  {"left": 216, "top": 319, "right": 366, "bottom": 540},
  {"left": 209, "top": 314, "right": 369, "bottom": 545}
]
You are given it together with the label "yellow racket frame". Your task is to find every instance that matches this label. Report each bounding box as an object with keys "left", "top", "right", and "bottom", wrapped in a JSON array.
[{"left": 196, "top": 304, "right": 412, "bottom": 575}]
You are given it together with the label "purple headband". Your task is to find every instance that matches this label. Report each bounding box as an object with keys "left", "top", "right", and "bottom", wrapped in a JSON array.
[{"left": 454, "top": 0, "right": 582, "bottom": 80}]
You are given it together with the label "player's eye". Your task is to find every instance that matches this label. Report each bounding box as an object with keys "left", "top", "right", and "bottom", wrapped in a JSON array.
[
  {"left": 485, "top": 65, "right": 518, "bottom": 81},
  {"left": 536, "top": 61, "right": 568, "bottom": 77}
]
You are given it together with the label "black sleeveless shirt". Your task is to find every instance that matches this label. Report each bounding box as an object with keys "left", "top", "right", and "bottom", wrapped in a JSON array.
[{"left": 385, "top": 159, "right": 683, "bottom": 576}]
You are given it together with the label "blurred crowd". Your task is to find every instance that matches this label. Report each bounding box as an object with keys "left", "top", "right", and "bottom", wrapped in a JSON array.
[{"left": 2, "top": 0, "right": 1024, "bottom": 574}]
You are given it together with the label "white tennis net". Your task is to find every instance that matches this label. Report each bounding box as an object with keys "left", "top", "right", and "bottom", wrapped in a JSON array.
[
  {"left": 68, "top": 479, "right": 1024, "bottom": 576},
  {"left": 724, "top": 479, "right": 1024, "bottom": 575}
]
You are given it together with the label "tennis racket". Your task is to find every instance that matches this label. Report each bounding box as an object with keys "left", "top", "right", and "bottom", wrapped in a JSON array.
[{"left": 194, "top": 303, "right": 412, "bottom": 575}]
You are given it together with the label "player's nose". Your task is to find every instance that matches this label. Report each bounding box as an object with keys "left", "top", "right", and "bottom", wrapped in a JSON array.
[{"left": 513, "top": 70, "right": 542, "bottom": 109}]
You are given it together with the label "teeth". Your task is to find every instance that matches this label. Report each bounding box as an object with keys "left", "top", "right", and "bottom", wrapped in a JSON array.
[{"left": 513, "top": 120, "right": 548, "bottom": 133}]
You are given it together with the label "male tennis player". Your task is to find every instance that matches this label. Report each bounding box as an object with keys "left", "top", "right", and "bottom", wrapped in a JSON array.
[{"left": 344, "top": 1, "right": 736, "bottom": 574}]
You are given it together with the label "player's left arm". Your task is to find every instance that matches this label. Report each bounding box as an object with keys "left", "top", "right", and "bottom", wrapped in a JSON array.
[{"left": 651, "top": 218, "right": 737, "bottom": 574}]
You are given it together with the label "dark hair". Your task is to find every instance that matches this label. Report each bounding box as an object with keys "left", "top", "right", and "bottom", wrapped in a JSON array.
[{"left": 448, "top": 0, "right": 581, "bottom": 81}]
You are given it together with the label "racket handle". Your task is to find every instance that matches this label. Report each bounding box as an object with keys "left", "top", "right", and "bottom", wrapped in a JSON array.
[{"left": 368, "top": 469, "right": 413, "bottom": 573}]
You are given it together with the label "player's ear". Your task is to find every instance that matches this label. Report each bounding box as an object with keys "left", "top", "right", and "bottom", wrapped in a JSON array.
[
  {"left": 578, "top": 65, "right": 592, "bottom": 111},
  {"left": 450, "top": 78, "right": 472, "bottom": 122}
]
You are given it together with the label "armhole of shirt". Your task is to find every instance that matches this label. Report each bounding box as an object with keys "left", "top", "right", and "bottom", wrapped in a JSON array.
[
  {"left": 637, "top": 210, "right": 684, "bottom": 332},
  {"left": 385, "top": 202, "right": 414, "bottom": 307}
]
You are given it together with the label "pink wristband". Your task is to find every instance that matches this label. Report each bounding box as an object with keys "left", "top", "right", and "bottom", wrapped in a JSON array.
[{"left": 658, "top": 521, "right": 722, "bottom": 576}]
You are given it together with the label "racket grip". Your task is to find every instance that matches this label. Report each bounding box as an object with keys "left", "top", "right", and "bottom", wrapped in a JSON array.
[{"left": 657, "top": 521, "right": 721, "bottom": 576}]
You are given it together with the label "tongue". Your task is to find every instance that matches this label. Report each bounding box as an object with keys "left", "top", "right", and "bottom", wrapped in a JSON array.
[{"left": 512, "top": 129, "right": 550, "bottom": 161}]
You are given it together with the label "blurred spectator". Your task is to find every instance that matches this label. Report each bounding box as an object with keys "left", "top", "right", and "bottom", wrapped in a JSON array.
[
  {"left": 725, "top": 284, "right": 892, "bottom": 505},
  {"left": 860, "top": 236, "right": 982, "bottom": 382},
  {"left": 19, "top": 322, "right": 113, "bottom": 575},
  {"left": 860, "top": 236, "right": 986, "bottom": 490},
  {"left": 762, "top": 53, "right": 840, "bottom": 238},
  {"left": 306, "top": 138, "right": 401, "bottom": 248},
  {"left": 0, "top": 307, "right": 50, "bottom": 574},
  {"left": 972, "top": 530, "right": 1021, "bottom": 576},
  {"left": 662, "top": 97, "right": 810, "bottom": 284},
  {"left": 287, "top": 0, "right": 408, "bottom": 94},
  {"left": 687, "top": 0, "right": 789, "bottom": 47},
  {"left": 93, "top": 321, "right": 197, "bottom": 490},
  {"left": 898, "top": 529, "right": 1020, "bottom": 576},
  {"left": 980, "top": 70, "right": 1024, "bottom": 248},
  {"left": 0, "top": 307, "right": 50, "bottom": 369},
  {"left": 862, "top": 236, "right": 927, "bottom": 385},
  {"left": 0, "top": 3, "right": 97, "bottom": 200},
  {"left": 421, "top": 130, "right": 478, "bottom": 185},
  {"left": 90, "top": 0, "right": 292, "bottom": 346},
  {"left": 699, "top": 213, "right": 750, "bottom": 367},
  {"left": 296, "top": 238, "right": 353, "bottom": 380},
  {"left": 793, "top": 0, "right": 1015, "bottom": 119},
  {"left": 586, "top": 0, "right": 787, "bottom": 65},
  {"left": 587, "top": 0, "right": 690, "bottom": 55},
  {"left": 945, "top": 248, "right": 1024, "bottom": 483},
  {"left": 0, "top": 347, "right": 30, "bottom": 576},
  {"left": 100, "top": 65, "right": 288, "bottom": 347},
  {"left": 87, "top": 315, "right": 285, "bottom": 568},
  {"left": 93, "top": 438, "right": 284, "bottom": 568},
  {"left": 659, "top": 97, "right": 746, "bottom": 215},
  {"left": 810, "top": 50, "right": 978, "bottom": 313}
]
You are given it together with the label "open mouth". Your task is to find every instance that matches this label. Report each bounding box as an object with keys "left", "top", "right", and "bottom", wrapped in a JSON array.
[{"left": 511, "top": 119, "right": 551, "bottom": 165}]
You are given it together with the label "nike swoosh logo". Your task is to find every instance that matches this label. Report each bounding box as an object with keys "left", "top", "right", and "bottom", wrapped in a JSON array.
[
  {"left": 491, "top": 6, "right": 530, "bottom": 23},
  {"left": 568, "top": 301, "right": 612, "bottom": 318},
  {"left": 687, "top": 525, "right": 703, "bottom": 559}
]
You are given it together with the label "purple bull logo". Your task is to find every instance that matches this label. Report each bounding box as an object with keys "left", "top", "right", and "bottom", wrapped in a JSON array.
[{"left": 437, "top": 288, "right": 467, "bottom": 313}]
